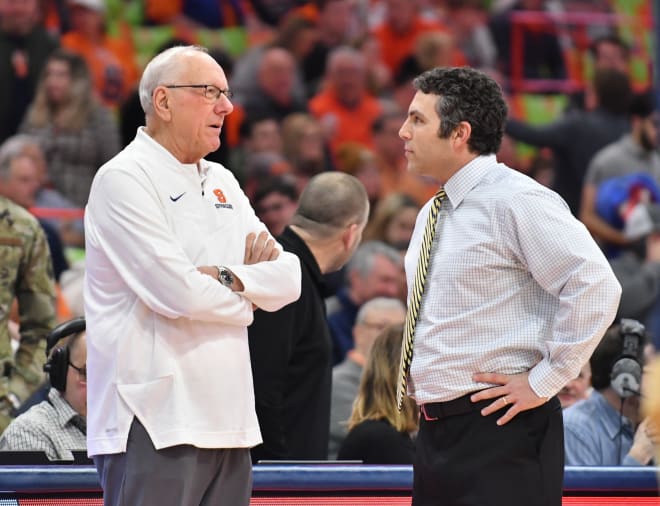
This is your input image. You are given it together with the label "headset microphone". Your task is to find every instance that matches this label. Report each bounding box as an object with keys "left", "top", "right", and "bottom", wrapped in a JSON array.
[{"left": 622, "top": 386, "right": 641, "bottom": 396}]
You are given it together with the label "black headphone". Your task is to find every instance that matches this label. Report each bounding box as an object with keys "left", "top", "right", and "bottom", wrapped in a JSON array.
[
  {"left": 610, "top": 318, "right": 644, "bottom": 398},
  {"left": 43, "top": 317, "right": 86, "bottom": 393}
]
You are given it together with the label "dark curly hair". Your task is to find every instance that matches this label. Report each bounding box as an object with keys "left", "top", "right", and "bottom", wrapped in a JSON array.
[{"left": 412, "top": 67, "right": 508, "bottom": 155}]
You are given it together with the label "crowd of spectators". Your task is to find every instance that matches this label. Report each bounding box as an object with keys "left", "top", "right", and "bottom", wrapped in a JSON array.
[{"left": 0, "top": 0, "right": 658, "bottom": 470}]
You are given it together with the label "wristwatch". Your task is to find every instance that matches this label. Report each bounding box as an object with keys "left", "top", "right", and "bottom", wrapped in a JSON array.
[{"left": 217, "top": 266, "right": 234, "bottom": 289}]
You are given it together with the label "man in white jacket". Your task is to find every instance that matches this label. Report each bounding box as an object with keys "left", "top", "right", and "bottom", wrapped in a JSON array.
[{"left": 84, "top": 45, "right": 301, "bottom": 506}]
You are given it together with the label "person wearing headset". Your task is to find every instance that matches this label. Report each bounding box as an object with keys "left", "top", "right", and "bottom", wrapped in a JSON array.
[
  {"left": 563, "top": 319, "right": 658, "bottom": 465},
  {"left": 0, "top": 317, "right": 87, "bottom": 460}
]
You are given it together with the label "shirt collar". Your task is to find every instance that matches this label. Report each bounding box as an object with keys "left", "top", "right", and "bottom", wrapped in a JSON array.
[
  {"left": 591, "top": 390, "right": 634, "bottom": 441},
  {"left": 47, "top": 388, "right": 83, "bottom": 430},
  {"left": 444, "top": 154, "right": 497, "bottom": 209},
  {"left": 198, "top": 160, "right": 212, "bottom": 178}
]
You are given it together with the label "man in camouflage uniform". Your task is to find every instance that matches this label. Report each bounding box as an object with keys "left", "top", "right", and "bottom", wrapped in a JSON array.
[{"left": 0, "top": 140, "right": 56, "bottom": 430}]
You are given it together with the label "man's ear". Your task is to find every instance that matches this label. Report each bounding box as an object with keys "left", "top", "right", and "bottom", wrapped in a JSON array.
[
  {"left": 451, "top": 121, "right": 472, "bottom": 148},
  {"left": 342, "top": 222, "right": 360, "bottom": 252},
  {"left": 152, "top": 87, "right": 172, "bottom": 121}
]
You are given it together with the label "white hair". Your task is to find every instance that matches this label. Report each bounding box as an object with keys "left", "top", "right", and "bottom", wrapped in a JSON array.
[
  {"left": 347, "top": 240, "right": 402, "bottom": 277},
  {"left": 0, "top": 135, "right": 39, "bottom": 180},
  {"left": 138, "top": 45, "right": 209, "bottom": 117},
  {"left": 356, "top": 297, "right": 406, "bottom": 324},
  {"left": 326, "top": 45, "right": 366, "bottom": 74}
]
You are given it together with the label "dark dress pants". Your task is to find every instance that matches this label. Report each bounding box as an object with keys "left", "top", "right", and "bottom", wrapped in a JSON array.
[{"left": 413, "top": 395, "right": 564, "bottom": 506}]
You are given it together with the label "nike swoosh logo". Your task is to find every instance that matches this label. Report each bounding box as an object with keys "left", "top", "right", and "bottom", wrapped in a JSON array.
[{"left": 170, "top": 192, "right": 186, "bottom": 202}]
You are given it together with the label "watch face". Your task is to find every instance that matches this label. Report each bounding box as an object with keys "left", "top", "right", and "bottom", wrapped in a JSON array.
[{"left": 220, "top": 269, "right": 233, "bottom": 286}]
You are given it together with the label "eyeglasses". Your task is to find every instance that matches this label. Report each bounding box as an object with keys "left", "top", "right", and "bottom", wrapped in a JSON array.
[
  {"left": 164, "top": 84, "right": 233, "bottom": 101},
  {"left": 69, "top": 361, "right": 87, "bottom": 381}
]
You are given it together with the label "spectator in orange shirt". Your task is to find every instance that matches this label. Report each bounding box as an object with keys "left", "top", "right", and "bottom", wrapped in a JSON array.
[
  {"left": 61, "top": 0, "right": 138, "bottom": 109},
  {"left": 308, "top": 46, "right": 382, "bottom": 158},
  {"left": 371, "top": 0, "right": 448, "bottom": 77}
]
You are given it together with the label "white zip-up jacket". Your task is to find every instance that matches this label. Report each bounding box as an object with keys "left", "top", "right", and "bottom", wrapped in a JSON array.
[{"left": 83, "top": 128, "right": 301, "bottom": 456}]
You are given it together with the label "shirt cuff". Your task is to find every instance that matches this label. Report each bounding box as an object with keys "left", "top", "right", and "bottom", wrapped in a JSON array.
[{"left": 528, "top": 359, "right": 567, "bottom": 399}]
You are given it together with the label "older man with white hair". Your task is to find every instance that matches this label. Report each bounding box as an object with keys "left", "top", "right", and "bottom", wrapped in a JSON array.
[{"left": 84, "top": 45, "right": 301, "bottom": 506}]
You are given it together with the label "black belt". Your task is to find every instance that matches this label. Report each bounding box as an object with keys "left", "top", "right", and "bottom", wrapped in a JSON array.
[{"left": 420, "top": 391, "right": 491, "bottom": 421}]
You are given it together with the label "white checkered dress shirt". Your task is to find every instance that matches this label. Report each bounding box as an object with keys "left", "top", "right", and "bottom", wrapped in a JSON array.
[
  {"left": 0, "top": 388, "right": 86, "bottom": 460},
  {"left": 407, "top": 155, "right": 621, "bottom": 404}
]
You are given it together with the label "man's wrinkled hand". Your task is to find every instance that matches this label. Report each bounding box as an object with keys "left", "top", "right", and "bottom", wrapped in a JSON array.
[{"left": 245, "top": 231, "right": 279, "bottom": 264}]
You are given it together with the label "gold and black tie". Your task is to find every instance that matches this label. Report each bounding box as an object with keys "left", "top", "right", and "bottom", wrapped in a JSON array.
[{"left": 396, "top": 189, "right": 446, "bottom": 411}]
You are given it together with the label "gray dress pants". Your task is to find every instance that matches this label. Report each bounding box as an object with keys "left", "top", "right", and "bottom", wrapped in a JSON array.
[{"left": 94, "top": 418, "right": 253, "bottom": 506}]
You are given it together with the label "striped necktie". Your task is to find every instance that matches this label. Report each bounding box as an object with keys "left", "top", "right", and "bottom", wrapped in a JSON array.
[{"left": 396, "top": 189, "right": 446, "bottom": 411}]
